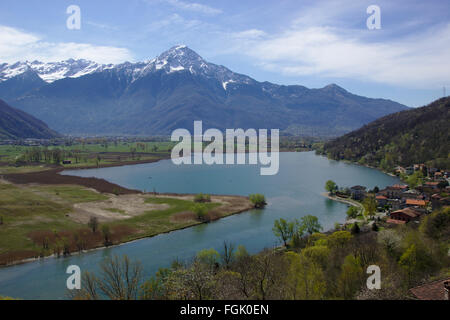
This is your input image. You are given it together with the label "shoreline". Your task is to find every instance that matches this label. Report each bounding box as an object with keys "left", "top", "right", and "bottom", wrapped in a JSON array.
[
  {"left": 321, "top": 192, "right": 366, "bottom": 221},
  {"left": 0, "top": 190, "right": 254, "bottom": 268}
]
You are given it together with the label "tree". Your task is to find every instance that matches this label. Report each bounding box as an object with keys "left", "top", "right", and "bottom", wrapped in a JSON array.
[
  {"left": 71, "top": 255, "right": 142, "bottom": 300},
  {"left": 351, "top": 222, "right": 360, "bottom": 234},
  {"left": 88, "top": 216, "right": 98, "bottom": 233},
  {"left": 328, "top": 231, "right": 353, "bottom": 249},
  {"left": 337, "top": 254, "right": 364, "bottom": 299},
  {"left": 420, "top": 207, "right": 450, "bottom": 240},
  {"left": 102, "top": 225, "right": 112, "bottom": 246},
  {"left": 194, "top": 193, "right": 211, "bottom": 203},
  {"left": 249, "top": 194, "right": 267, "bottom": 208},
  {"left": 346, "top": 206, "right": 359, "bottom": 219},
  {"left": 399, "top": 244, "right": 417, "bottom": 285},
  {"left": 377, "top": 229, "right": 401, "bottom": 256},
  {"left": 406, "top": 171, "right": 423, "bottom": 188},
  {"left": 272, "top": 218, "right": 297, "bottom": 246},
  {"left": 192, "top": 203, "right": 208, "bottom": 221},
  {"left": 363, "top": 195, "right": 377, "bottom": 217},
  {"left": 140, "top": 268, "right": 171, "bottom": 300},
  {"left": 221, "top": 241, "right": 235, "bottom": 269},
  {"left": 234, "top": 245, "right": 249, "bottom": 261},
  {"left": 300, "top": 215, "right": 322, "bottom": 235},
  {"left": 285, "top": 251, "right": 326, "bottom": 299},
  {"left": 196, "top": 248, "right": 220, "bottom": 270},
  {"left": 325, "top": 180, "right": 337, "bottom": 195}
]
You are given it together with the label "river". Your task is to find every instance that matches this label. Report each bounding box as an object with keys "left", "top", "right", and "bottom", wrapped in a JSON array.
[{"left": 0, "top": 152, "right": 400, "bottom": 299}]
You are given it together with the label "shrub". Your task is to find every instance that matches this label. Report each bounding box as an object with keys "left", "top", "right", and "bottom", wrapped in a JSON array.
[
  {"left": 346, "top": 206, "right": 359, "bottom": 219},
  {"left": 249, "top": 194, "right": 267, "bottom": 208},
  {"left": 192, "top": 203, "right": 208, "bottom": 221},
  {"left": 194, "top": 193, "right": 211, "bottom": 203}
]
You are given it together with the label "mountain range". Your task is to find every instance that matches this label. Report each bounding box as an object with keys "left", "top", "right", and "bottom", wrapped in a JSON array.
[
  {"left": 0, "top": 45, "right": 408, "bottom": 136},
  {"left": 0, "top": 99, "right": 59, "bottom": 140}
]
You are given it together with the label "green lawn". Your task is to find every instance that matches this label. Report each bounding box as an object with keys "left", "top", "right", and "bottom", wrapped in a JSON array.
[
  {"left": 0, "top": 183, "right": 78, "bottom": 257},
  {"left": 28, "top": 185, "right": 109, "bottom": 203},
  {"left": 111, "top": 197, "right": 220, "bottom": 240}
]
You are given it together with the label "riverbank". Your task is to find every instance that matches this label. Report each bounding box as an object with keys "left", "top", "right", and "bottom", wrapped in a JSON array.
[
  {"left": 0, "top": 178, "right": 254, "bottom": 267},
  {"left": 321, "top": 192, "right": 366, "bottom": 222}
]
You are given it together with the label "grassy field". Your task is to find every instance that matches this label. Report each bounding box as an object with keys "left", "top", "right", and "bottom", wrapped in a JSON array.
[
  {"left": 0, "top": 183, "right": 81, "bottom": 263},
  {"left": 0, "top": 181, "right": 247, "bottom": 265},
  {"left": 110, "top": 197, "right": 220, "bottom": 240},
  {"left": 0, "top": 141, "right": 174, "bottom": 170}
]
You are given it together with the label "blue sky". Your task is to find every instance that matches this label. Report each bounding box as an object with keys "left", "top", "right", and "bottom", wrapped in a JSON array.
[{"left": 0, "top": 0, "right": 449, "bottom": 107}]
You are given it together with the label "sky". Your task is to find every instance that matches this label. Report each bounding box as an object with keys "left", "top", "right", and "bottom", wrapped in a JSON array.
[{"left": 0, "top": 0, "right": 449, "bottom": 107}]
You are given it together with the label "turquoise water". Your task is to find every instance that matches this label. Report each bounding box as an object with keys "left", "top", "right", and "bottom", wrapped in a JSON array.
[{"left": 0, "top": 152, "right": 399, "bottom": 299}]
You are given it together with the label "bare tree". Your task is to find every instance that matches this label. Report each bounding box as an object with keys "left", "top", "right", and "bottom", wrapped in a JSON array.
[
  {"left": 70, "top": 255, "right": 143, "bottom": 300},
  {"left": 221, "top": 241, "right": 235, "bottom": 269},
  {"left": 97, "top": 255, "right": 143, "bottom": 300}
]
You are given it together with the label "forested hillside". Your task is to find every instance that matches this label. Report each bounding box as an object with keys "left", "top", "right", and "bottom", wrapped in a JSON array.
[
  {"left": 0, "top": 99, "right": 59, "bottom": 139},
  {"left": 321, "top": 97, "right": 450, "bottom": 170}
]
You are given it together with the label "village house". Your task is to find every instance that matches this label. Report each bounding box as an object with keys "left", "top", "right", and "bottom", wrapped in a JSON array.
[
  {"left": 389, "top": 207, "right": 422, "bottom": 223},
  {"left": 424, "top": 181, "right": 440, "bottom": 190},
  {"left": 404, "top": 198, "right": 427, "bottom": 208},
  {"left": 350, "top": 185, "right": 366, "bottom": 200},
  {"left": 385, "top": 218, "right": 406, "bottom": 225},
  {"left": 375, "top": 195, "right": 387, "bottom": 207},
  {"left": 401, "top": 189, "right": 423, "bottom": 200},
  {"left": 387, "top": 198, "right": 401, "bottom": 211},
  {"left": 379, "top": 184, "right": 408, "bottom": 199},
  {"left": 431, "top": 193, "right": 450, "bottom": 210},
  {"left": 413, "top": 163, "right": 426, "bottom": 172},
  {"left": 410, "top": 279, "right": 450, "bottom": 300}
]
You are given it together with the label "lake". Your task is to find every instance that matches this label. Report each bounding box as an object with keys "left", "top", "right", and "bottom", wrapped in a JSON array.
[{"left": 0, "top": 152, "right": 400, "bottom": 299}]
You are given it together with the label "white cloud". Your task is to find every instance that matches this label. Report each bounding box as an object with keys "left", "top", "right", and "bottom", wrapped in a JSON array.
[
  {"left": 0, "top": 25, "right": 133, "bottom": 64},
  {"left": 229, "top": 23, "right": 450, "bottom": 89},
  {"left": 231, "top": 29, "right": 267, "bottom": 40},
  {"left": 164, "top": 0, "right": 222, "bottom": 15},
  {"left": 147, "top": 13, "right": 202, "bottom": 32}
]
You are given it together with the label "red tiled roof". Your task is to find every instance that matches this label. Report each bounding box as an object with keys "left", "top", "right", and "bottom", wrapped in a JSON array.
[
  {"left": 376, "top": 195, "right": 387, "bottom": 200},
  {"left": 386, "top": 219, "right": 406, "bottom": 225},
  {"left": 409, "top": 278, "right": 450, "bottom": 300},
  {"left": 406, "top": 199, "right": 426, "bottom": 206},
  {"left": 392, "top": 184, "right": 408, "bottom": 189},
  {"left": 391, "top": 207, "right": 421, "bottom": 218}
]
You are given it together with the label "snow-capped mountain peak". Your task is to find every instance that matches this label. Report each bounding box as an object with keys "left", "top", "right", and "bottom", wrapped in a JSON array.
[
  {"left": 0, "top": 59, "right": 109, "bottom": 83},
  {"left": 0, "top": 46, "right": 254, "bottom": 90}
]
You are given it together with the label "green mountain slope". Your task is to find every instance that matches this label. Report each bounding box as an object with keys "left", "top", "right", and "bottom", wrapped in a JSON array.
[
  {"left": 321, "top": 97, "right": 450, "bottom": 170},
  {"left": 0, "top": 99, "right": 59, "bottom": 140}
]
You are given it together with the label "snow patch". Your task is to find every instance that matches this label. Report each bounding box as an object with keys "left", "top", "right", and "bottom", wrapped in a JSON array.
[{"left": 222, "top": 80, "right": 236, "bottom": 90}]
